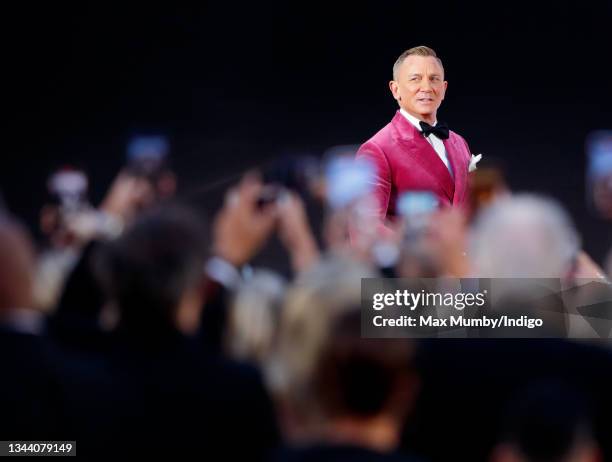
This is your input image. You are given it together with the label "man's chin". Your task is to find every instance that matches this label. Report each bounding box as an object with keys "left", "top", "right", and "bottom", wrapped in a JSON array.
[
  {"left": 402, "top": 107, "right": 432, "bottom": 117},
  {"left": 415, "top": 109, "right": 436, "bottom": 120},
  {"left": 416, "top": 104, "right": 438, "bottom": 115}
]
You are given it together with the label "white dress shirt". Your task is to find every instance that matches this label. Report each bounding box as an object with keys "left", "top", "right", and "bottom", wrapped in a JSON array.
[{"left": 400, "top": 109, "right": 453, "bottom": 177}]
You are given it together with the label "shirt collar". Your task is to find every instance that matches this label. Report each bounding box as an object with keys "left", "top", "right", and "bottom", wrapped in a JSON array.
[{"left": 400, "top": 108, "right": 437, "bottom": 131}]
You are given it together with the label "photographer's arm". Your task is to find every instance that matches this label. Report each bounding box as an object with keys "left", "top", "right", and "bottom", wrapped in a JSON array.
[{"left": 277, "top": 193, "right": 320, "bottom": 274}]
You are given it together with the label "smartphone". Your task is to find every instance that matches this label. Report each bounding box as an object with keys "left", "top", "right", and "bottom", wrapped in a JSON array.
[
  {"left": 256, "top": 184, "right": 287, "bottom": 209},
  {"left": 586, "top": 130, "right": 612, "bottom": 219},
  {"left": 397, "top": 191, "right": 439, "bottom": 233},
  {"left": 397, "top": 191, "right": 439, "bottom": 217},
  {"left": 325, "top": 156, "right": 375, "bottom": 209},
  {"left": 126, "top": 135, "right": 170, "bottom": 179}
]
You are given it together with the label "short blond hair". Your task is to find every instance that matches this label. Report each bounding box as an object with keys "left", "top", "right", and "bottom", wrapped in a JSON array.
[{"left": 393, "top": 45, "right": 444, "bottom": 79}]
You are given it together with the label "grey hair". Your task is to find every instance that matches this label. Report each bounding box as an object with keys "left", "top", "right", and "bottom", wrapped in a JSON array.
[
  {"left": 269, "top": 255, "right": 378, "bottom": 402},
  {"left": 227, "top": 269, "right": 287, "bottom": 365},
  {"left": 469, "top": 194, "right": 581, "bottom": 278},
  {"left": 392, "top": 45, "right": 444, "bottom": 80}
]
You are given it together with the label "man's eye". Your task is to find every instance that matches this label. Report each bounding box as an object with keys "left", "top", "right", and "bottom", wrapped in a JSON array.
[{"left": 431, "top": 77, "right": 440, "bottom": 82}]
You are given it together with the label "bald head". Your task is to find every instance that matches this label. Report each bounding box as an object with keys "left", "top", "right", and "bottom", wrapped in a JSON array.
[{"left": 0, "top": 214, "right": 36, "bottom": 311}]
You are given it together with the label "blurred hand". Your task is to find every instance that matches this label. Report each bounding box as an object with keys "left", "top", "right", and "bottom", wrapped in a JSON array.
[
  {"left": 277, "top": 193, "right": 319, "bottom": 273},
  {"left": 100, "top": 170, "right": 155, "bottom": 223},
  {"left": 570, "top": 250, "right": 608, "bottom": 281},
  {"left": 425, "top": 207, "right": 469, "bottom": 277},
  {"left": 212, "top": 174, "right": 278, "bottom": 267},
  {"left": 325, "top": 195, "right": 400, "bottom": 265}
]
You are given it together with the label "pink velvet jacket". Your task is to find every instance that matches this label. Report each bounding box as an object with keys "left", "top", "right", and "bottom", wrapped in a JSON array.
[{"left": 356, "top": 110, "right": 472, "bottom": 223}]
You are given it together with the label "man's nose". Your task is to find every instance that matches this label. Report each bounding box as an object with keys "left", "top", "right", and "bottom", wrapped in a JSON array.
[{"left": 420, "top": 79, "right": 433, "bottom": 92}]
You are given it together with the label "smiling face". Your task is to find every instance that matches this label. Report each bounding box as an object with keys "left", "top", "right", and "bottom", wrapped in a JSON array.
[{"left": 389, "top": 55, "right": 448, "bottom": 125}]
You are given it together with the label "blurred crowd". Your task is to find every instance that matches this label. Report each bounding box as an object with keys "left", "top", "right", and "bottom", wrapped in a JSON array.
[{"left": 0, "top": 148, "right": 611, "bottom": 461}]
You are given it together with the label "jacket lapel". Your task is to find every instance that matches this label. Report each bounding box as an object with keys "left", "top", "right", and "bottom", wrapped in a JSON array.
[
  {"left": 392, "top": 112, "right": 455, "bottom": 202},
  {"left": 444, "top": 136, "right": 468, "bottom": 205}
]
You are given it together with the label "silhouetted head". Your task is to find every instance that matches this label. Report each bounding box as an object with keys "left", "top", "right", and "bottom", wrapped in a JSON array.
[
  {"left": 100, "top": 205, "right": 208, "bottom": 337},
  {"left": 492, "top": 382, "right": 600, "bottom": 462}
]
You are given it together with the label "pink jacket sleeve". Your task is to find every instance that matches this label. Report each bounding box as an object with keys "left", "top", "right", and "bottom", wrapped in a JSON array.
[
  {"left": 355, "top": 142, "right": 396, "bottom": 239},
  {"left": 356, "top": 141, "right": 392, "bottom": 221}
]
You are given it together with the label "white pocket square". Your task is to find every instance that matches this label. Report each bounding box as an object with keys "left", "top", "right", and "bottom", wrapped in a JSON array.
[{"left": 469, "top": 153, "right": 483, "bottom": 172}]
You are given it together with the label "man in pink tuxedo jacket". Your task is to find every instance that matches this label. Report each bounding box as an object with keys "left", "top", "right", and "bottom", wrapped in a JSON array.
[{"left": 356, "top": 46, "right": 472, "bottom": 226}]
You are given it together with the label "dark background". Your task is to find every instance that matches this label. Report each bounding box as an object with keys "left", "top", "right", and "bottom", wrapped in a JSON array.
[{"left": 3, "top": 1, "right": 612, "bottom": 262}]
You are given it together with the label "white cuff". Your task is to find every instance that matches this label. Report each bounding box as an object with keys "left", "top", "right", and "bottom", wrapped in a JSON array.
[{"left": 205, "top": 257, "right": 242, "bottom": 290}]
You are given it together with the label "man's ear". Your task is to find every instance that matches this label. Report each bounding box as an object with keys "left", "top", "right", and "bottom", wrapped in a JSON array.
[
  {"left": 389, "top": 80, "right": 401, "bottom": 101},
  {"left": 441, "top": 80, "right": 448, "bottom": 101}
]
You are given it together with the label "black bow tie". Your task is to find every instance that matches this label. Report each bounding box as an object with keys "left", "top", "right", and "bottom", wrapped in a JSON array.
[{"left": 419, "top": 121, "right": 450, "bottom": 140}]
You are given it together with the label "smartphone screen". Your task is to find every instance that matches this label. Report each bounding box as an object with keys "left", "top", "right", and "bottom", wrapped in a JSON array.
[
  {"left": 126, "top": 135, "right": 169, "bottom": 178},
  {"left": 325, "top": 156, "right": 375, "bottom": 209},
  {"left": 397, "top": 191, "right": 439, "bottom": 217},
  {"left": 397, "top": 191, "right": 439, "bottom": 232},
  {"left": 586, "top": 130, "right": 612, "bottom": 219}
]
